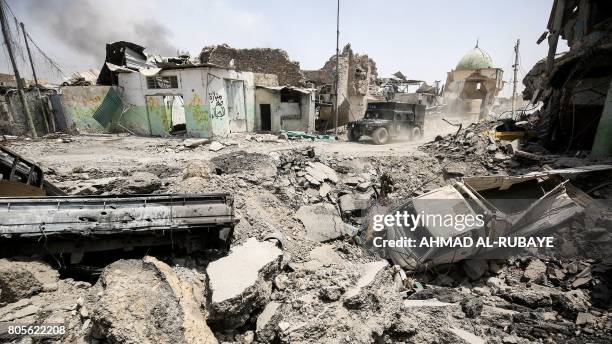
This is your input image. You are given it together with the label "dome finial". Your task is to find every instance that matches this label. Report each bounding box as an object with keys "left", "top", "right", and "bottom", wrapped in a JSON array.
[{"left": 475, "top": 38, "right": 479, "bottom": 48}]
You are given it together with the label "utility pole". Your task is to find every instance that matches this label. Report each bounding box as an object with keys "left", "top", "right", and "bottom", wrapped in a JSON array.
[
  {"left": 0, "top": 3, "right": 37, "bottom": 138},
  {"left": 20, "top": 23, "right": 38, "bottom": 85},
  {"left": 21, "top": 22, "right": 50, "bottom": 133},
  {"left": 333, "top": 0, "right": 340, "bottom": 136},
  {"left": 511, "top": 39, "right": 520, "bottom": 120}
]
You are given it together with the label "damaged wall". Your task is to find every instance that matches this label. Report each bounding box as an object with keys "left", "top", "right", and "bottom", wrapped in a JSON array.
[
  {"left": 60, "top": 86, "right": 111, "bottom": 134},
  {"left": 118, "top": 66, "right": 259, "bottom": 138},
  {"left": 523, "top": 0, "right": 612, "bottom": 154},
  {"left": 254, "top": 87, "right": 316, "bottom": 133},
  {"left": 303, "top": 44, "right": 378, "bottom": 128},
  {"left": 0, "top": 89, "right": 57, "bottom": 137},
  {"left": 199, "top": 44, "right": 306, "bottom": 87}
]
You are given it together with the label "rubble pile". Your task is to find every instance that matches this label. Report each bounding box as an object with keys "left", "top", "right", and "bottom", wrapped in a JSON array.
[
  {"left": 420, "top": 121, "right": 545, "bottom": 177},
  {"left": 1, "top": 133, "right": 611, "bottom": 343},
  {"left": 273, "top": 147, "right": 444, "bottom": 228}
]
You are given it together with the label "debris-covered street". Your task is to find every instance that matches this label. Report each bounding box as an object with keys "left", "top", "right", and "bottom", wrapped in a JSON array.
[{"left": 1, "top": 0, "right": 612, "bottom": 343}]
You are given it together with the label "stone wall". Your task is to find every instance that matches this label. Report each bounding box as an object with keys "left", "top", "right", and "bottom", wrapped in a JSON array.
[
  {"left": 303, "top": 44, "right": 378, "bottom": 97},
  {"left": 200, "top": 44, "right": 305, "bottom": 87}
]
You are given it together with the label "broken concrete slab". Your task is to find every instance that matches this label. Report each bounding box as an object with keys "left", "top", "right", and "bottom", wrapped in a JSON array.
[
  {"left": 344, "top": 260, "right": 389, "bottom": 307},
  {"left": 499, "top": 289, "right": 553, "bottom": 308},
  {"left": 443, "top": 162, "right": 468, "bottom": 176},
  {"left": 309, "top": 244, "right": 345, "bottom": 266},
  {"left": 117, "top": 171, "right": 161, "bottom": 194},
  {"left": 319, "top": 182, "right": 331, "bottom": 197},
  {"left": 87, "top": 257, "right": 217, "bottom": 344},
  {"left": 304, "top": 162, "right": 338, "bottom": 186},
  {"left": 575, "top": 312, "right": 596, "bottom": 325},
  {"left": 523, "top": 259, "right": 547, "bottom": 282},
  {"left": 207, "top": 238, "right": 283, "bottom": 330},
  {"left": 339, "top": 193, "right": 357, "bottom": 213},
  {"left": 209, "top": 141, "right": 225, "bottom": 152},
  {"left": 296, "top": 203, "right": 346, "bottom": 242},
  {"left": 256, "top": 301, "right": 282, "bottom": 343},
  {"left": 0, "top": 259, "right": 59, "bottom": 303},
  {"left": 183, "top": 138, "right": 209, "bottom": 148}
]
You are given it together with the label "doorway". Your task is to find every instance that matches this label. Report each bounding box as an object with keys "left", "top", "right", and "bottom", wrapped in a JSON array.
[
  {"left": 260, "top": 104, "right": 271, "bottom": 131},
  {"left": 145, "top": 95, "right": 186, "bottom": 136}
]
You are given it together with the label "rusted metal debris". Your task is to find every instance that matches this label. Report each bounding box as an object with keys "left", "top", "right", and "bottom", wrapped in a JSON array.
[
  {"left": 0, "top": 193, "right": 237, "bottom": 263},
  {"left": 0, "top": 145, "right": 65, "bottom": 196},
  {"left": 375, "top": 165, "right": 612, "bottom": 270},
  {"left": 0, "top": 145, "right": 237, "bottom": 264}
]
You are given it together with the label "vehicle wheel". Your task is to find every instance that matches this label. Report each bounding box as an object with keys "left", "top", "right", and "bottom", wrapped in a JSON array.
[
  {"left": 411, "top": 127, "right": 422, "bottom": 140},
  {"left": 372, "top": 127, "right": 389, "bottom": 145},
  {"left": 347, "top": 128, "right": 359, "bottom": 142}
]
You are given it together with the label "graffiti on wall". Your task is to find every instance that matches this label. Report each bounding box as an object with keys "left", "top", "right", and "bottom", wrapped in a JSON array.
[{"left": 208, "top": 91, "right": 225, "bottom": 119}]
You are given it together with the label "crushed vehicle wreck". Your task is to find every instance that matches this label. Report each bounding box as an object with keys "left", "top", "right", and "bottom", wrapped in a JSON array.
[
  {"left": 0, "top": 146, "right": 237, "bottom": 265},
  {"left": 370, "top": 165, "right": 612, "bottom": 270},
  {"left": 347, "top": 102, "right": 426, "bottom": 144},
  {"left": 0, "top": 194, "right": 237, "bottom": 264},
  {"left": 0, "top": 145, "right": 65, "bottom": 196}
]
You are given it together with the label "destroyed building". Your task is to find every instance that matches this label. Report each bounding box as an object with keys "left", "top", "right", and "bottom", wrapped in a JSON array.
[
  {"left": 22, "top": 42, "right": 317, "bottom": 138},
  {"left": 443, "top": 43, "right": 505, "bottom": 120},
  {"left": 523, "top": 0, "right": 612, "bottom": 156},
  {"left": 374, "top": 72, "right": 442, "bottom": 109},
  {"left": 303, "top": 44, "right": 378, "bottom": 129},
  {"left": 199, "top": 44, "right": 306, "bottom": 86}
]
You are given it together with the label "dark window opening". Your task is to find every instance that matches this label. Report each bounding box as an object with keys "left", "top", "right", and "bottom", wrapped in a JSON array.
[
  {"left": 146, "top": 75, "right": 178, "bottom": 89},
  {"left": 280, "top": 88, "right": 301, "bottom": 103}
]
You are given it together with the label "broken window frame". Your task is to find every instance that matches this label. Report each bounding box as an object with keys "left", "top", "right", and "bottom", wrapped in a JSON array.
[{"left": 146, "top": 75, "right": 179, "bottom": 89}]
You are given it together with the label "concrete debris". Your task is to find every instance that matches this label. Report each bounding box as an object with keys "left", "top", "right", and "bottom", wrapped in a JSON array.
[
  {"left": 115, "top": 171, "right": 161, "bottom": 194},
  {"left": 87, "top": 257, "right": 217, "bottom": 344},
  {"left": 449, "top": 327, "right": 485, "bottom": 344},
  {"left": 211, "top": 151, "right": 277, "bottom": 178},
  {"left": 460, "top": 297, "right": 484, "bottom": 318},
  {"left": 209, "top": 141, "right": 225, "bottom": 152},
  {"left": 304, "top": 161, "right": 339, "bottom": 185},
  {"left": 0, "top": 259, "right": 59, "bottom": 303},
  {"left": 522, "top": 259, "right": 547, "bottom": 282},
  {"left": 207, "top": 238, "right": 283, "bottom": 330},
  {"left": 183, "top": 138, "right": 209, "bottom": 148},
  {"left": 318, "top": 182, "right": 331, "bottom": 197},
  {"left": 344, "top": 260, "right": 388, "bottom": 308},
  {"left": 256, "top": 301, "right": 282, "bottom": 343},
  {"left": 183, "top": 160, "right": 211, "bottom": 179},
  {"left": 296, "top": 203, "right": 346, "bottom": 242}
]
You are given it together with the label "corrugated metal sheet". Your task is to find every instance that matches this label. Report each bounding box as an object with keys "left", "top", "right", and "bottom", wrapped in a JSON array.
[{"left": 92, "top": 87, "right": 124, "bottom": 128}]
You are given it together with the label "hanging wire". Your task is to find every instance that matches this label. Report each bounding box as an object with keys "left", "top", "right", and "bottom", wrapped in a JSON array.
[{"left": 0, "top": 0, "right": 67, "bottom": 84}]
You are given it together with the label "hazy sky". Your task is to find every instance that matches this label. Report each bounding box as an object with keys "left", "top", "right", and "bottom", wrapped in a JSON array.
[{"left": 5, "top": 0, "right": 563, "bottom": 95}]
